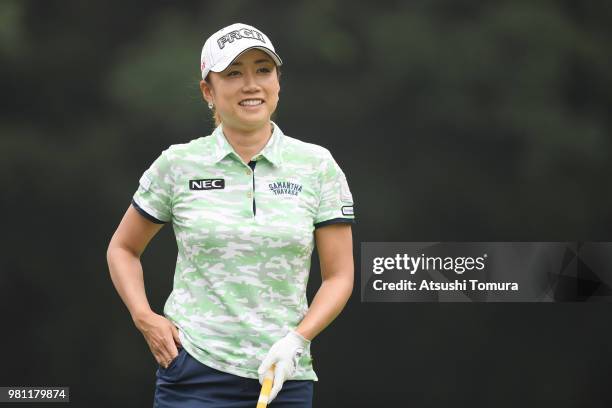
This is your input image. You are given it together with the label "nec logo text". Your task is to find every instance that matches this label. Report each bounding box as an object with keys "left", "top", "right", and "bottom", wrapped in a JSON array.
[{"left": 189, "top": 179, "right": 225, "bottom": 190}]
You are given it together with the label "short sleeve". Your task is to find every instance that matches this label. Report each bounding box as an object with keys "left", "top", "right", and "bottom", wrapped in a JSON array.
[
  {"left": 314, "top": 151, "right": 356, "bottom": 228},
  {"left": 131, "top": 150, "right": 173, "bottom": 224}
]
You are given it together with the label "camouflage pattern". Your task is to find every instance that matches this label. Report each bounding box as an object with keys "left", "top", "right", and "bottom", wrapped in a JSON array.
[{"left": 132, "top": 122, "right": 355, "bottom": 380}]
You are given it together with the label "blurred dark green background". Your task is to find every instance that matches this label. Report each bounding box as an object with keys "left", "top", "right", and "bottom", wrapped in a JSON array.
[{"left": 2, "top": 1, "right": 611, "bottom": 407}]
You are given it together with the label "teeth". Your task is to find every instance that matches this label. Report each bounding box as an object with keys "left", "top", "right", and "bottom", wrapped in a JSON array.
[{"left": 240, "top": 99, "right": 263, "bottom": 106}]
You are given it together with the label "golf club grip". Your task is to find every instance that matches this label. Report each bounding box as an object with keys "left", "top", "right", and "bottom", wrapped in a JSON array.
[{"left": 256, "top": 364, "right": 275, "bottom": 408}]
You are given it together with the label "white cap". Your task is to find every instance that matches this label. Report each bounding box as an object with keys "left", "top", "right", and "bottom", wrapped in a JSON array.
[{"left": 200, "top": 23, "right": 282, "bottom": 80}]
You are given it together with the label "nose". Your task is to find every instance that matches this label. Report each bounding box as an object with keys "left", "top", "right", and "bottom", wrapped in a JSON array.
[{"left": 242, "top": 70, "right": 261, "bottom": 92}]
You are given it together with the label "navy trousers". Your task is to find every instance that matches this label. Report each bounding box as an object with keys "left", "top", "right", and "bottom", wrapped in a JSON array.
[{"left": 153, "top": 347, "right": 313, "bottom": 407}]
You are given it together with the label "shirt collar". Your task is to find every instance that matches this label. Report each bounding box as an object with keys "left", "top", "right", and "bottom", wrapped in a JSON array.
[{"left": 212, "top": 121, "right": 285, "bottom": 167}]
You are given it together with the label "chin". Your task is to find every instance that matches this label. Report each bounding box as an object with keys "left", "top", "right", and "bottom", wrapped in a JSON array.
[
  {"left": 239, "top": 114, "right": 270, "bottom": 126},
  {"left": 231, "top": 118, "right": 267, "bottom": 131}
]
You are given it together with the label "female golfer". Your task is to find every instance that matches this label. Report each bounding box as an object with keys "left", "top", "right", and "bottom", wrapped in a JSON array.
[{"left": 107, "top": 23, "right": 355, "bottom": 407}]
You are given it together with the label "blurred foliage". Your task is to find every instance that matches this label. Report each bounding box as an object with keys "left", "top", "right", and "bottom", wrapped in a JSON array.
[{"left": 2, "top": 1, "right": 612, "bottom": 406}]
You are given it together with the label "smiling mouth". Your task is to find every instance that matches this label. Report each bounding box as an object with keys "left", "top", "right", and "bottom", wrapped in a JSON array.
[{"left": 239, "top": 99, "right": 264, "bottom": 106}]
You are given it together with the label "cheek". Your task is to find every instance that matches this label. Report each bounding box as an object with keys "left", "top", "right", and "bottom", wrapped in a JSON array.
[
  {"left": 270, "top": 90, "right": 280, "bottom": 103},
  {"left": 267, "top": 83, "right": 281, "bottom": 105},
  {"left": 216, "top": 90, "right": 237, "bottom": 110},
  {"left": 268, "top": 94, "right": 280, "bottom": 112}
]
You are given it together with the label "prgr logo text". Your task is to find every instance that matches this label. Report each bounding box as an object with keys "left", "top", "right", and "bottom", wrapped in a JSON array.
[{"left": 217, "top": 28, "right": 265, "bottom": 49}]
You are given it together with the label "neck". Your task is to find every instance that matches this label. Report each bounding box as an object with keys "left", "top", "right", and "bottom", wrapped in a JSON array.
[{"left": 221, "top": 121, "right": 273, "bottom": 164}]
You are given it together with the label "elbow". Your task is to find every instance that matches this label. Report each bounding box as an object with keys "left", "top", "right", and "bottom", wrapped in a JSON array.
[
  {"left": 106, "top": 236, "right": 127, "bottom": 270},
  {"left": 346, "top": 273, "right": 354, "bottom": 296},
  {"left": 344, "top": 264, "right": 355, "bottom": 289},
  {"left": 106, "top": 241, "right": 118, "bottom": 271},
  {"left": 338, "top": 273, "right": 354, "bottom": 306},
  {"left": 106, "top": 232, "right": 120, "bottom": 261},
  {"left": 324, "top": 270, "right": 354, "bottom": 298},
  {"left": 341, "top": 268, "right": 354, "bottom": 288},
  {"left": 106, "top": 233, "right": 140, "bottom": 265}
]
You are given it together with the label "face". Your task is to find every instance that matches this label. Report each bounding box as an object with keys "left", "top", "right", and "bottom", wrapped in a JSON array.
[{"left": 200, "top": 49, "right": 280, "bottom": 132}]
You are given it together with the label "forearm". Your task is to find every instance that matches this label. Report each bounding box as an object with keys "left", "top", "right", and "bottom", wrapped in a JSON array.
[
  {"left": 295, "top": 274, "right": 353, "bottom": 341},
  {"left": 106, "top": 246, "right": 153, "bottom": 324}
]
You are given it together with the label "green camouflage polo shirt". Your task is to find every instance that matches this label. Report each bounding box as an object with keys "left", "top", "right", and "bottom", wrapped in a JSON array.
[{"left": 131, "top": 121, "right": 355, "bottom": 380}]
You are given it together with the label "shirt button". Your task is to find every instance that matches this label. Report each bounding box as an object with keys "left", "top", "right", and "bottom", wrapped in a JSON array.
[{"left": 247, "top": 192, "right": 252, "bottom": 198}]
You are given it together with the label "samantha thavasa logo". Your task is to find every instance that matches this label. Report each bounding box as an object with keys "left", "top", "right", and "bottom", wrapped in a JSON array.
[{"left": 269, "top": 181, "right": 303, "bottom": 196}]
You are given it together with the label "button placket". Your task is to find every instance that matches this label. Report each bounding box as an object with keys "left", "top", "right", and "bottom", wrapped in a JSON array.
[{"left": 247, "top": 160, "right": 257, "bottom": 217}]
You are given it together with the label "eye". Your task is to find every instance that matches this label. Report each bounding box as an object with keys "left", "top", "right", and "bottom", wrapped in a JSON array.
[
  {"left": 257, "top": 66, "right": 272, "bottom": 73},
  {"left": 226, "top": 70, "right": 241, "bottom": 77}
]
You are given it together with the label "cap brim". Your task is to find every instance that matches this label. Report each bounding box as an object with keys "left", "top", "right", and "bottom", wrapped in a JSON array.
[{"left": 210, "top": 46, "right": 282, "bottom": 73}]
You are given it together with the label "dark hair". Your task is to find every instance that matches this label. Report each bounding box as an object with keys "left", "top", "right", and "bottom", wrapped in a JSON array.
[{"left": 204, "top": 67, "right": 282, "bottom": 127}]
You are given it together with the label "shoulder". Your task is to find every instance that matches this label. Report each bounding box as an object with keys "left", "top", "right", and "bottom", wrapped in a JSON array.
[
  {"left": 145, "top": 136, "right": 212, "bottom": 176},
  {"left": 281, "top": 134, "right": 334, "bottom": 164},
  {"left": 160, "top": 135, "right": 213, "bottom": 162}
]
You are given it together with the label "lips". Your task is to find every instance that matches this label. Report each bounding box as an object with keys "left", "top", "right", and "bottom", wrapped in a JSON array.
[{"left": 239, "top": 98, "right": 264, "bottom": 106}]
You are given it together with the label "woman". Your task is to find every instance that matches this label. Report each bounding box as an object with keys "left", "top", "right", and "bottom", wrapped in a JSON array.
[{"left": 107, "top": 23, "right": 355, "bottom": 407}]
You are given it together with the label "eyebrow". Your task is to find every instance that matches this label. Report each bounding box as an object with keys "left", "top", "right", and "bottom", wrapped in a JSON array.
[{"left": 230, "top": 58, "right": 274, "bottom": 66}]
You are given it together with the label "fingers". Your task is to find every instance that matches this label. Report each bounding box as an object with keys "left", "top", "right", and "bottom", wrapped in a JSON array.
[
  {"left": 141, "top": 317, "right": 181, "bottom": 368},
  {"left": 156, "top": 335, "right": 179, "bottom": 367},
  {"left": 257, "top": 354, "right": 276, "bottom": 385},
  {"left": 172, "top": 325, "right": 182, "bottom": 348},
  {"left": 151, "top": 345, "right": 170, "bottom": 368},
  {"left": 268, "top": 364, "right": 287, "bottom": 403},
  {"left": 152, "top": 339, "right": 178, "bottom": 368},
  {"left": 163, "top": 329, "right": 180, "bottom": 367}
]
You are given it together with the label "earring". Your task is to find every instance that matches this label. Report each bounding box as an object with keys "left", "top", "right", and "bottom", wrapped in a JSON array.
[{"left": 208, "top": 101, "right": 214, "bottom": 110}]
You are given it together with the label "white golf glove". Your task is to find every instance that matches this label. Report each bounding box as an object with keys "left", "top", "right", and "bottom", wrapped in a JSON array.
[{"left": 257, "top": 330, "right": 310, "bottom": 403}]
